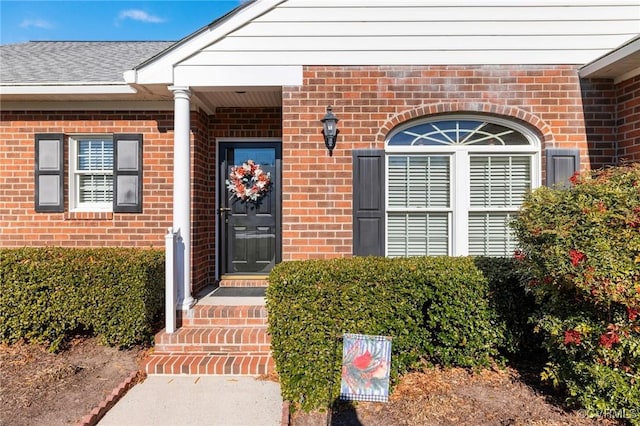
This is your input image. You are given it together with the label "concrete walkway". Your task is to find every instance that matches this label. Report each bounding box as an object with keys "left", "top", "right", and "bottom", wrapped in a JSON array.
[{"left": 98, "top": 375, "right": 284, "bottom": 426}]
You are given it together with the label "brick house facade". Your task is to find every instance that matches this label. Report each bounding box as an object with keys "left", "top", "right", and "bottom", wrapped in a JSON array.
[
  {"left": 616, "top": 76, "right": 640, "bottom": 161},
  {"left": 1, "top": 1, "right": 639, "bottom": 302}
]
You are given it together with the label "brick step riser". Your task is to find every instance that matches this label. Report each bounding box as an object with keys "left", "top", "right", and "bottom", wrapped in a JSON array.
[
  {"left": 179, "top": 306, "right": 268, "bottom": 327},
  {"left": 144, "top": 353, "right": 275, "bottom": 376},
  {"left": 182, "top": 305, "right": 268, "bottom": 315},
  {"left": 180, "top": 318, "right": 268, "bottom": 327},
  {"left": 156, "top": 328, "right": 270, "bottom": 346},
  {"left": 218, "top": 280, "right": 268, "bottom": 288},
  {"left": 154, "top": 344, "right": 272, "bottom": 353}
]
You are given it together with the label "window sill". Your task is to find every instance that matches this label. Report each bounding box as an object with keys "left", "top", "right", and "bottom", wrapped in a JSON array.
[{"left": 65, "top": 211, "right": 113, "bottom": 221}]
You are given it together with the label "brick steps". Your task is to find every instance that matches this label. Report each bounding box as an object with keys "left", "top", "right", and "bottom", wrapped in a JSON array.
[
  {"left": 154, "top": 326, "right": 271, "bottom": 353},
  {"left": 144, "top": 353, "right": 275, "bottom": 375},
  {"left": 143, "top": 301, "right": 274, "bottom": 376},
  {"left": 219, "top": 278, "right": 268, "bottom": 287},
  {"left": 180, "top": 305, "right": 268, "bottom": 327}
]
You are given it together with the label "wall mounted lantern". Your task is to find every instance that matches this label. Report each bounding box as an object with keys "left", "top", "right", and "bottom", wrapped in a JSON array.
[{"left": 320, "top": 105, "right": 339, "bottom": 156}]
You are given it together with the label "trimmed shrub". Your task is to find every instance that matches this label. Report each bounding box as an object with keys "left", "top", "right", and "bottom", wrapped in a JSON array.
[
  {"left": 474, "top": 257, "right": 540, "bottom": 356},
  {"left": 266, "top": 256, "right": 503, "bottom": 412},
  {"left": 0, "top": 247, "right": 164, "bottom": 351},
  {"left": 511, "top": 164, "right": 640, "bottom": 423}
]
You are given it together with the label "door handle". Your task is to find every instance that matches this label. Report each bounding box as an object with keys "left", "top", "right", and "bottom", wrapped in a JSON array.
[{"left": 218, "top": 207, "right": 231, "bottom": 214}]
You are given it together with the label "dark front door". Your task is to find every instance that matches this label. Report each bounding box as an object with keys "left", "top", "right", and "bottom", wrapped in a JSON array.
[{"left": 218, "top": 142, "right": 281, "bottom": 275}]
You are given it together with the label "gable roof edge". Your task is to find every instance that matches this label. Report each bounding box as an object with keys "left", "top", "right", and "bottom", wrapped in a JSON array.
[
  {"left": 125, "top": 0, "right": 287, "bottom": 86},
  {"left": 579, "top": 35, "right": 640, "bottom": 82}
]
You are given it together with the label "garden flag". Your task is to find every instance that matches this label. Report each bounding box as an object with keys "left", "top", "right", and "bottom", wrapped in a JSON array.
[{"left": 340, "top": 333, "right": 392, "bottom": 402}]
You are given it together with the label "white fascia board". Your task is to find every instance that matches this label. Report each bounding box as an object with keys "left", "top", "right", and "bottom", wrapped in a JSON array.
[
  {"left": 123, "top": 70, "right": 137, "bottom": 84},
  {"left": 0, "top": 100, "right": 173, "bottom": 111},
  {"left": 174, "top": 65, "right": 303, "bottom": 87},
  {"left": 579, "top": 36, "right": 640, "bottom": 78},
  {"left": 130, "top": 0, "right": 287, "bottom": 85},
  {"left": 615, "top": 67, "right": 640, "bottom": 84},
  {"left": 0, "top": 84, "right": 137, "bottom": 95}
]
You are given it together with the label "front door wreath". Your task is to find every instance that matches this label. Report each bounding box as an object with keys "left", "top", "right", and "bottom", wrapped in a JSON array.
[{"left": 226, "top": 160, "right": 271, "bottom": 202}]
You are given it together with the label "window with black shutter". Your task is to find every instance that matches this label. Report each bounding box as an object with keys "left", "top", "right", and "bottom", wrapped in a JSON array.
[{"left": 34, "top": 133, "right": 143, "bottom": 213}]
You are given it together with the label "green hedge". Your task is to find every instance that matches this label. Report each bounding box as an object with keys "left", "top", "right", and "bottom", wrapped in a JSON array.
[
  {"left": 0, "top": 247, "right": 164, "bottom": 351},
  {"left": 474, "top": 257, "right": 540, "bottom": 356},
  {"left": 266, "top": 256, "right": 511, "bottom": 412},
  {"left": 512, "top": 164, "right": 640, "bottom": 423}
]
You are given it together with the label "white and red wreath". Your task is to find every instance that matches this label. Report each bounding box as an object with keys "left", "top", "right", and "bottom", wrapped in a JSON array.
[{"left": 226, "top": 160, "right": 271, "bottom": 202}]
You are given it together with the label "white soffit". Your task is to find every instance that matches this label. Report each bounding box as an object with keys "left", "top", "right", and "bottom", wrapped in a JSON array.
[
  {"left": 191, "top": 87, "right": 282, "bottom": 112},
  {"left": 580, "top": 36, "right": 640, "bottom": 83}
]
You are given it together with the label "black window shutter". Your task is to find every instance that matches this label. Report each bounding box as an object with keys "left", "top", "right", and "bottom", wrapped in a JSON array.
[
  {"left": 546, "top": 148, "right": 580, "bottom": 188},
  {"left": 352, "top": 149, "right": 385, "bottom": 256},
  {"left": 113, "top": 134, "right": 143, "bottom": 213},
  {"left": 35, "top": 134, "right": 64, "bottom": 212}
]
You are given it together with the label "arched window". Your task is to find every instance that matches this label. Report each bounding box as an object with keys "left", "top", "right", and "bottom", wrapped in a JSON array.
[{"left": 385, "top": 115, "right": 540, "bottom": 257}]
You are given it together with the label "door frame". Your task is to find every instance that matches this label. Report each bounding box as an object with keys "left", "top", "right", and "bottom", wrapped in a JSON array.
[{"left": 215, "top": 138, "right": 282, "bottom": 280}]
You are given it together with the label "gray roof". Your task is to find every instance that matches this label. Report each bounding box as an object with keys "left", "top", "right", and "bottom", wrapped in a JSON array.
[{"left": 0, "top": 41, "right": 175, "bottom": 84}]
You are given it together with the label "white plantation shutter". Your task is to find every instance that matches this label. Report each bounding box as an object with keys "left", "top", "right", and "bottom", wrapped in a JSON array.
[
  {"left": 388, "top": 156, "right": 449, "bottom": 208},
  {"left": 387, "top": 214, "right": 406, "bottom": 257},
  {"left": 411, "top": 157, "right": 449, "bottom": 208},
  {"left": 76, "top": 138, "right": 114, "bottom": 207},
  {"left": 78, "top": 139, "right": 113, "bottom": 170},
  {"left": 469, "top": 155, "right": 530, "bottom": 256},
  {"left": 388, "top": 213, "right": 449, "bottom": 256},
  {"left": 387, "top": 155, "right": 450, "bottom": 256},
  {"left": 78, "top": 175, "right": 113, "bottom": 203},
  {"left": 408, "top": 157, "right": 429, "bottom": 207},
  {"left": 388, "top": 157, "right": 408, "bottom": 208},
  {"left": 469, "top": 212, "right": 518, "bottom": 257},
  {"left": 470, "top": 156, "right": 530, "bottom": 207}
]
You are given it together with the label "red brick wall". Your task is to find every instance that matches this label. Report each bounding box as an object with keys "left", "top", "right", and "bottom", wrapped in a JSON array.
[
  {"left": 0, "top": 111, "right": 174, "bottom": 248},
  {"left": 0, "top": 108, "right": 281, "bottom": 294},
  {"left": 192, "top": 109, "right": 213, "bottom": 292},
  {"left": 616, "top": 74, "right": 640, "bottom": 163},
  {"left": 210, "top": 108, "right": 282, "bottom": 139},
  {"left": 281, "top": 65, "right": 593, "bottom": 260},
  {"left": 579, "top": 78, "right": 618, "bottom": 169}
]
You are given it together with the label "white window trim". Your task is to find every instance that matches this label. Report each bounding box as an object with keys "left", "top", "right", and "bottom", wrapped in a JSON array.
[
  {"left": 452, "top": 151, "right": 470, "bottom": 255},
  {"left": 68, "top": 134, "right": 114, "bottom": 212},
  {"left": 385, "top": 115, "right": 541, "bottom": 257}
]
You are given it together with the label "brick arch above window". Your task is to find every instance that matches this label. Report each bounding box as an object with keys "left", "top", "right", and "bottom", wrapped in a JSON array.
[{"left": 375, "top": 102, "right": 553, "bottom": 147}]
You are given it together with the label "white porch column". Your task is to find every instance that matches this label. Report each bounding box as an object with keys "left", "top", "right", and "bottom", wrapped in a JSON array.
[{"left": 170, "top": 86, "right": 194, "bottom": 310}]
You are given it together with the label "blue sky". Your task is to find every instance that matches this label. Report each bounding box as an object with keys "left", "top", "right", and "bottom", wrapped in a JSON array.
[{"left": 0, "top": 1, "right": 245, "bottom": 45}]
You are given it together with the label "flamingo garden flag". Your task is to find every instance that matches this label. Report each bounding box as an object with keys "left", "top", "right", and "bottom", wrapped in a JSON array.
[{"left": 340, "top": 333, "right": 392, "bottom": 402}]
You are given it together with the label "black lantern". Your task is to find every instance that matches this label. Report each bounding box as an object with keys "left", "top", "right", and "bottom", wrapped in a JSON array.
[{"left": 320, "top": 105, "right": 339, "bottom": 156}]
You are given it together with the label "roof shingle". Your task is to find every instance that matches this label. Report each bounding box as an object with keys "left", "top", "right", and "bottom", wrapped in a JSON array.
[{"left": 0, "top": 41, "right": 174, "bottom": 84}]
